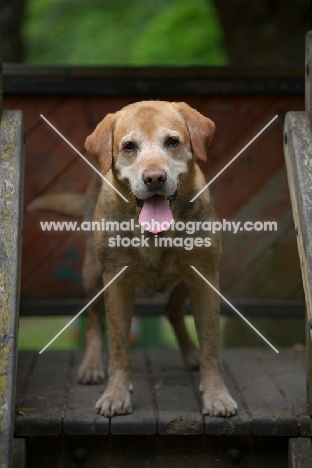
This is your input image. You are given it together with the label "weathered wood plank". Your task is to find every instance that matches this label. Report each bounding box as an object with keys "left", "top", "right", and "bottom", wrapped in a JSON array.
[
  {"left": 184, "top": 349, "right": 251, "bottom": 435},
  {"left": 110, "top": 349, "right": 156, "bottom": 435},
  {"left": 2, "top": 97, "right": 20, "bottom": 114},
  {"left": 206, "top": 96, "right": 302, "bottom": 220},
  {"left": 23, "top": 96, "right": 134, "bottom": 206},
  {"left": 12, "top": 438, "right": 26, "bottom": 468},
  {"left": 14, "top": 349, "right": 307, "bottom": 440},
  {"left": 21, "top": 222, "right": 85, "bottom": 299},
  {"left": 288, "top": 437, "right": 312, "bottom": 468},
  {"left": 220, "top": 166, "right": 295, "bottom": 294},
  {"left": 23, "top": 99, "right": 90, "bottom": 207},
  {"left": 15, "top": 351, "right": 72, "bottom": 436},
  {"left": 21, "top": 156, "right": 92, "bottom": 292},
  {"left": 258, "top": 348, "right": 310, "bottom": 436},
  {"left": 63, "top": 352, "right": 110, "bottom": 435},
  {"left": 225, "top": 226, "right": 302, "bottom": 300},
  {"left": 223, "top": 349, "right": 298, "bottom": 436},
  {"left": 203, "top": 358, "right": 251, "bottom": 435},
  {"left": 208, "top": 105, "right": 284, "bottom": 218},
  {"left": 253, "top": 349, "right": 306, "bottom": 418},
  {"left": 19, "top": 94, "right": 304, "bottom": 300},
  {"left": 284, "top": 111, "right": 312, "bottom": 415},
  {"left": 15, "top": 351, "right": 36, "bottom": 407},
  {"left": 3, "top": 96, "right": 64, "bottom": 135},
  {"left": 0, "top": 110, "right": 24, "bottom": 468},
  {"left": 0, "top": 39, "right": 2, "bottom": 115},
  {"left": 66, "top": 349, "right": 189, "bottom": 435},
  {"left": 147, "top": 349, "right": 204, "bottom": 435},
  {"left": 63, "top": 351, "right": 109, "bottom": 435},
  {"left": 2, "top": 64, "right": 304, "bottom": 96},
  {"left": 306, "top": 31, "right": 312, "bottom": 122},
  {"left": 284, "top": 112, "right": 312, "bottom": 321},
  {"left": 24, "top": 433, "right": 289, "bottom": 468},
  {"left": 21, "top": 96, "right": 134, "bottom": 299},
  {"left": 199, "top": 95, "right": 277, "bottom": 170}
]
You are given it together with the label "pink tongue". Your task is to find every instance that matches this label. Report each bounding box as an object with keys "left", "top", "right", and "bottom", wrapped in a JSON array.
[{"left": 138, "top": 195, "right": 173, "bottom": 234}]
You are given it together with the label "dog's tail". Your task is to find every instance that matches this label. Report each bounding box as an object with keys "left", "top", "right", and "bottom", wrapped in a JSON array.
[{"left": 27, "top": 193, "right": 87, "bottom": 217}]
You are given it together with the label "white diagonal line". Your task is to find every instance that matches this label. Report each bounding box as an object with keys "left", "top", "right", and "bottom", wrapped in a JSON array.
[
  {"left": 39, "top": 266, "right": 128, "bottom": 354},
  {"left": 40, "top": 114, "right": 129, "bottom": 203},
  {"left": 190, "top": 266, "right": 279, "bottom": 353},
  {"left": 190, "top": 115, "right": 279, "bottom": 202}
]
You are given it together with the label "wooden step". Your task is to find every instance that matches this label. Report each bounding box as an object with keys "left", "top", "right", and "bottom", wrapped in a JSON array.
[{"left": 15, "top": 347, "right": 307, "bottom": 437}]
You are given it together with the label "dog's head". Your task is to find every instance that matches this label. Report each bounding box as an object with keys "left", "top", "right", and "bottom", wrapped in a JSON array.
[{"left": 85, "top": 101, "right": 215, "bottom": 232}]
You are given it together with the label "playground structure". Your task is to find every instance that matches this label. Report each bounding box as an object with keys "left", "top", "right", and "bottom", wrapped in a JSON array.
[{"left": 1, "top": 34, "right": 312, "bottom": 467}]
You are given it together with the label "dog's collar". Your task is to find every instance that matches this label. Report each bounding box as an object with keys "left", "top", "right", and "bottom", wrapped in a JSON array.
[{"left": 135, "top": 190, "right": 178, "bottom": 208}]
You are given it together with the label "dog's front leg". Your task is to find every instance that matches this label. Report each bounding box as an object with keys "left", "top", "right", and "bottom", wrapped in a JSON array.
[
  {"left": 186, "top": 269, "right": 237, "bottom": 417},
  {"left": 95, "top": 273, "right": 134, "bottom": 417},
  {"left": 79, "top": 238, "right": 105, "bottom": 385}
]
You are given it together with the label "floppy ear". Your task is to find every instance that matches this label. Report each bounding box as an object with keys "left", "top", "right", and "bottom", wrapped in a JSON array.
[
  {"left": 84, "top": 113, "right": 116, "bottom": 175},
  {"left": 172, "top": 102, "right": 215, "bottom": 161}
]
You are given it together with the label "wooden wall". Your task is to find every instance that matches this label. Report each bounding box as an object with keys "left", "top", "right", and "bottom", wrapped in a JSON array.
[{"left": 4, "top": 92, "right": 304, "bottom": 300}]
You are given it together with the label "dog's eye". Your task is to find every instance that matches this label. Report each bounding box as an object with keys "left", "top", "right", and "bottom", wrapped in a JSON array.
[
  {"left": 124, "top": 141, "right": 136, "bottom": 152},
  {"left": 165, "top": 137, "right": 179, "bottom": 148}
]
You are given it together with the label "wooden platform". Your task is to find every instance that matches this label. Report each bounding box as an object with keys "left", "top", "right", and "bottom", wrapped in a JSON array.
[{"left": 15, "top": 348, "right": 308, "bottom": 438}]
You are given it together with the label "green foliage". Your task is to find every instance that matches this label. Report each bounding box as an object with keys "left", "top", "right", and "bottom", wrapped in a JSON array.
[
  {"left": 130, "top": 0, "right": 226, "bottom": 65},
  {"left": 23, "top": 0, "right": 227, "bottom": 65}
]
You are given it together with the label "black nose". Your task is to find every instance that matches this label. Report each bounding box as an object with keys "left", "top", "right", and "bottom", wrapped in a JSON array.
[{"left": 142, "top": 169, "right": 167, "bottom": 190}]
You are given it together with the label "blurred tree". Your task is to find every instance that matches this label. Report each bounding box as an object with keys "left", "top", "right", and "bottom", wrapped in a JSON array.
[
  {"left": 211, "top": 0, "right": 310, "bottom": 65},
  {"left": 130, "top": 0, "right": 226, "bottom": 65},
  {"left": 22, "top": 0, "right": 310, "bottom": 65},
  {"left": 23, "top": 0, "right": 227, "bottom": 65},
  {"left": 0, "top": 0, "right": 24, "bottom": 61}
]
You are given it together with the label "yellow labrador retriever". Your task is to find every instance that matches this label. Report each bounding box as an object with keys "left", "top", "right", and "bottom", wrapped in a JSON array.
[{"left": 30, "top": 101, "right": 237, "bottom": 418}]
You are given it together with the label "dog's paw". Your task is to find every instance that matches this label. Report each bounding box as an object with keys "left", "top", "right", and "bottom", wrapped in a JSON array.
[
  {"left": 78, "top": 358, "right": 105, "bottom": 385},
  {"left": 95, "top": 386, "right": 132, "bottom": 417},
  {"left": 201, "top": 387, "right": 238, "bottom": 417}
]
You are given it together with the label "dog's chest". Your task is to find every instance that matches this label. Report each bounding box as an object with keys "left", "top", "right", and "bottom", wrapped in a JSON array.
[{"left": 135, "top": 242, "right": 180, "bottom": 293}]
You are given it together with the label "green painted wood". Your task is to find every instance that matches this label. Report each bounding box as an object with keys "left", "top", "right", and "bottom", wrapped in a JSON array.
[{"left": 0, "top": 110, "right": 24, "bottom": 468}]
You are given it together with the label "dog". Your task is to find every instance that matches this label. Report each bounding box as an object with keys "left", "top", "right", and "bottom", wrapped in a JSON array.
[{"left": 29, "top": 101, "right": 238, "bottom": 418}]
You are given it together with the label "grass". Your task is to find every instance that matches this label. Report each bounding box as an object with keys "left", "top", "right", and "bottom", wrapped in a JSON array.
[
  {"left": 18, "top": 315, "right": 199, "bottom": 350},
  {"left": 18, "top": 314, "right": 305, "bottom": 351},
  {"left": 18, "top": 316, "right": 81, "bottom": 350}
]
